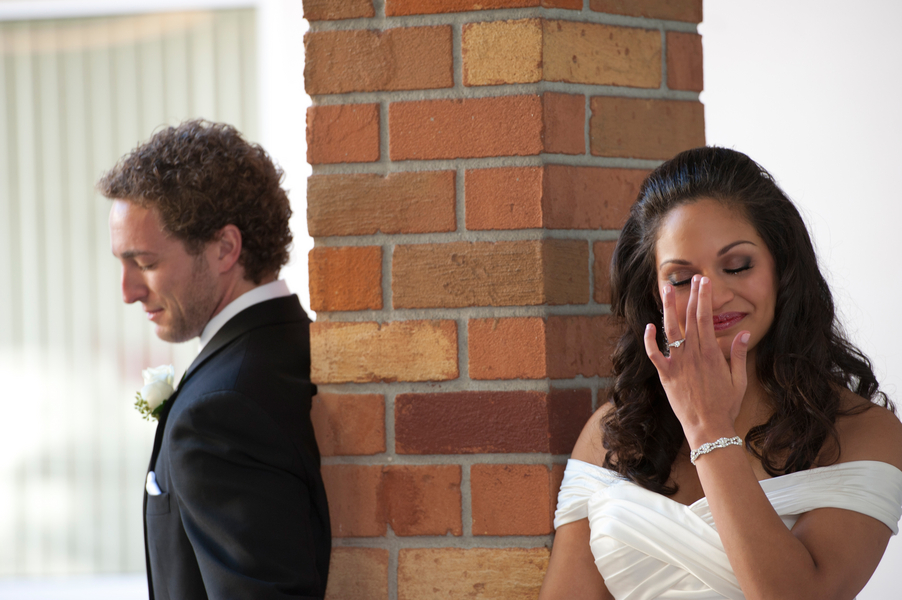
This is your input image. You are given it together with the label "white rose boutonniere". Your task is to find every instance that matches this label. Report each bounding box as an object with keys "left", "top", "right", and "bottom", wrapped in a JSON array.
[{"left": 135, "top": 365, "right": 176, "bottom": 421}]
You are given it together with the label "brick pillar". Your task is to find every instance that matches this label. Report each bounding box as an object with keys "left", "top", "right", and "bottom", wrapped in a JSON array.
[{"left": 304, "top": 1, "right": 704, "bottom": 598}]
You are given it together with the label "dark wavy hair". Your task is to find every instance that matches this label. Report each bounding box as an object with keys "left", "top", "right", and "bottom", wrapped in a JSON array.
[
  {"left": 98, "top": 119, "right": 292, "bottom": 284},
  {"left": 601, "top": 146, "right": 893, "bottom": 495}
]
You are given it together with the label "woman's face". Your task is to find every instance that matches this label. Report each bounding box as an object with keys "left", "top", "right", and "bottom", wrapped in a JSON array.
[{"left": 654, "top": 198, "right": 778, "bottom": 360}]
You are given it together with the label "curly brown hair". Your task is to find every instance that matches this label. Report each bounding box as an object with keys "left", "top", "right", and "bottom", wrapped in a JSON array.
[{"left": 98, "top": 119, "right": 293, "bottom": 284}]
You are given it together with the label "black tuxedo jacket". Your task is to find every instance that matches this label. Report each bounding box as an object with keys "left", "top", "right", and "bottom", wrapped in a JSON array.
[{"left": 143, "top": 295, "right": 330, "bottom": 600}]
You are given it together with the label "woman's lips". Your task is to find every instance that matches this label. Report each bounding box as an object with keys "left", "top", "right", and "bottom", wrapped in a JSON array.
[{"left": 713, "top": 312, "right": 746, "bottom": 331}]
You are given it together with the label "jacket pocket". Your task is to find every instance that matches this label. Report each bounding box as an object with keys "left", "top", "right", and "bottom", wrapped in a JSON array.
[{"left": 146, "top": 492, "right": 171, "bottom": 515}]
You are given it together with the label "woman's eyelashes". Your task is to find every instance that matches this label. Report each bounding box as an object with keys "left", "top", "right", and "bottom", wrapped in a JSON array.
[{"left": 666, "top": 261, "right": 753, "bottom": 287}]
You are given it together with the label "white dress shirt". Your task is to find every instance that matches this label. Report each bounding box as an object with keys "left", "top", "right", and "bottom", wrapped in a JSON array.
[{"left": 198, "top": 279, "right": 292, "bottom": 353}]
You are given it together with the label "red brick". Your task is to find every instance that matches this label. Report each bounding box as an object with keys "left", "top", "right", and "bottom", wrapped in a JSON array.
[
  {"left": 389, "top": 95, "right": 543, "bottom": 160},
  {"left": 307, "top": 104, "right": 380, "bottom": 164},
  {"left": 383, "top": 466, "right": 462, "bottom": 536},
  {"left": 322, "top": 465, "right": 385, "bottom": 537},
  {"left": 305, "top": 27, "right": 453, "bottom": 95},
  {"left": 311, "top": 321, "right": 458, "bottom": 384},
  {"left": 325, "top": 548, "right": 388, "bottom": 600},
  {"left": 547, "top": 315, "right": 617, "bottom": 378},
  {"left": 593, "top": 240, "right": 617, "bottom": 304},
  {"left": 387, "top": 0, "right": 538, "bottom": 16},
  {"left": 542, "top": 0, "right": 581, "bottom": 8},
  {"left": 471, "top": 464, "right": 556, "bottom": 535},
  {"left": 397, "top": 548, "right": 550, "bottom": 599},
  {"left": 547, "top": 388, "right": 593, "bottom": 454},
  {"left": 304, "top": 0, "right": 374, "bottom": 20},
  {"left": 543, "top": 92, "right": 585, "bottom": 154},
  {"left": 590, "top": 0, "right": 702, "bottom": 22},
  {"left": 308, "top": 246, "right": 382, "bottom": 312},
  {"left": 589, "top": 97, "right": 705, "bottom": 160},
  {"left": 667, "top": 31, "right": 703, "bottom": 92},
  {"left": 543, "top": 164, "right": 646, "bottom": 229},
  {"left": 307, "top": 171, "right": 456, "bottom": 237},
  {"left": 468, "top": 317, "right": 547, "bottom": 380},
  {"left": 465, "top": 167, "right": 543, "bottom": 231},
  {"left": 311, "top": 393, "right": 385, "bottom": 456},
  {"left": 543, "top": 20, "right": 661, "bottom": 88},
  {"left": 392, "top": 240, "right": 588, "bottom": 309},
  {"left": 395, "top": 390, "right": 589, "bottom": 454},
  {"left": 463, "top": 19, "right": 542, "bottom": 86}
]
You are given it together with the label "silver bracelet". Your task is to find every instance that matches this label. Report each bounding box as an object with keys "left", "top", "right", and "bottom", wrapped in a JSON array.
[{"left": 690, "top": 436, "right": 743, "bottom": 465}]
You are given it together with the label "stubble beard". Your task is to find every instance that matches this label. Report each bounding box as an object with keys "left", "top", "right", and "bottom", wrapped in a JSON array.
[{"left": 158, "top": 254, "right": 220, "bottom": 344}]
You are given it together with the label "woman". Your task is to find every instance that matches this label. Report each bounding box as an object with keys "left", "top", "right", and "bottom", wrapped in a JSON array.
[{"left": 539, "top": 147, "right": 902, "bottom": 599}]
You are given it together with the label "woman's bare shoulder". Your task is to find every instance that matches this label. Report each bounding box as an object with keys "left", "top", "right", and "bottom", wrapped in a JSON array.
[
  {"left": 832, "top": 389, "right": 902, "bottom": 471},
  {"left": 570, "top": 402, "right": 614, "bottom": 467}
]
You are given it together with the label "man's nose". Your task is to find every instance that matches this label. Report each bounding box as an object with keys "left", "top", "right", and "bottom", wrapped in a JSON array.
[{"left": 121, "top": 267, "right": 148, "bottom": 304}]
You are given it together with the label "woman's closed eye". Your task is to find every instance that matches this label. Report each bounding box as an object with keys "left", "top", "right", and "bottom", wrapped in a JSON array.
[{"left": 668, "top": 262, "right": 752, "bottom": 286}]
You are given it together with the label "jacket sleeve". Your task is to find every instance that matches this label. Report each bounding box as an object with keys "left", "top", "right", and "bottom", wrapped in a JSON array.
[{"left": 168, "top": 389, "right": 327, "bottom": 600}]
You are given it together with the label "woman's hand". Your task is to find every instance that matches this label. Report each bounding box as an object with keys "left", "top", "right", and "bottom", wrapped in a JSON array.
[{"left": 643, "top": 275, "right": 750, "bottom": 447}]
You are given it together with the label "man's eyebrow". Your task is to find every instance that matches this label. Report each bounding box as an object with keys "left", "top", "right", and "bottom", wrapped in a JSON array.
[
  {"left": 118, "top": 250, "right": 155, "bottom": 259},
  {"left": 658, "top": 240, "right": 757, "bottom": 269}
]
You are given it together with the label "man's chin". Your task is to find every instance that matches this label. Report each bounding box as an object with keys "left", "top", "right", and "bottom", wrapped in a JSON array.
[{"left": 154, "top": 323, "right": 196, "bottom": 344}]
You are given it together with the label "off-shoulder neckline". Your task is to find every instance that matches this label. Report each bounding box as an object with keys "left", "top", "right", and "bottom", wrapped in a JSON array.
[{"left": 567, "top": 458, "right": 902, "bottom": 509}]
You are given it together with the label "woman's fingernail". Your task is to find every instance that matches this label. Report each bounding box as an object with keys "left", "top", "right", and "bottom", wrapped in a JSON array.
[
  {"left": 741, "top": 332, "right": 750, "bottom": 344},
  {"left": 701, "top": 276, "right": 709, "bottom": 285},
  {"left": 663, "top": 284, "right": 672, "bottom": 295}
]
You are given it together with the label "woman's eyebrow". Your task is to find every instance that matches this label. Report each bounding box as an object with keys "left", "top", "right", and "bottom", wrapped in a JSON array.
[
  {"left": 659, "top": 240, "right": 757, "bottom": 269},
  {"left": 718, "top": 240, "right": 756, "bottom": 256}
]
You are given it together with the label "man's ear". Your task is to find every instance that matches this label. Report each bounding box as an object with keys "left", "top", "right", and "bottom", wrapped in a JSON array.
[{"left": 214, "top": 224, "right": 243, "bottom": 274}]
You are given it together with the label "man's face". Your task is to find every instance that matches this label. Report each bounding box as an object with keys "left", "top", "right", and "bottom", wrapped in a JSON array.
[{"left": 109, "top": 200, "right": 219, "bottom": 343}]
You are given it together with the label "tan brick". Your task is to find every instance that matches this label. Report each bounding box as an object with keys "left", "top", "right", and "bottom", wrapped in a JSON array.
[
  {"left": 305, "top": 27, "right": 453, "bottom": 95},
  {"left": 471, "top": 464, "right": 555, "bottom": 535},
  {"left": 398, "top": 548, "right": 550, "bottom": 599},
  {"left": 311, "top": 393, "right": 385, "bottom": 456},
  {"left": 543, "top": 92, "right": 585, "bottom": 155},
  {"left": 465, "top": 167, "right": 543, "bottom": 231},
  {"left": 547, "top": 315, "right": 617, "bottom": 378},
  {"left": 593, "top": 240, "right": 617, "bottom": 304},
  {"left": 544, "top": 239, "right": 590, "bottom": 305},
  {"left": 590, "top": 97, "right": 705, "bottom": 160},
  {"left": 311, "top": 320, "right": 459, "bottom": 384},
  {"left": 392, "top": 240, "right": 588, "bottom": 309},
  {"left": 389, "top": 95, "right": 543, "bottom": 160},
  {"left": 307, "top": 171, "right": 456, "bottom": 237},
  {"left": 306, "top": 104, "right": 380, "bottom": 164},
  {"left": 543, "top": 20, "right": 661, "bottom": 88},
  {"left": 321, "top": 465, "right": 384, "bottom": 537},
  {"left": 384, "top": 466, "right": 462, "bottom": 536},
  {"left": 387, "top": 0, "right": 538, "bottom": 15},
  {"left": 590, "top": 0, "right": 702, "bottom": 22},
  {"left": 308, "top": 246, "right": 382, "bottom": 312},
  {"left": 303, "top": 0, "right": 374, "bottom": 20},
  {"left": 468, "top": 317, "right": 547, "bottom": 380},
  {"left": 543, "top": 164, "right": 647, "bottom": 229},
  {"left": 325, "top": 548, "right": 388, "bottom": 600},
  {"left": 667, "top": 31, "right": 703, "bottom": 91},
  {"left": 463, "top": 19, "right": 542, "bottom": 86}
]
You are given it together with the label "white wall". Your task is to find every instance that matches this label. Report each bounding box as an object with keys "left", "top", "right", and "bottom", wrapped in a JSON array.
[{"left": 701, "top": 1, "right": 902, "bottom": 596}]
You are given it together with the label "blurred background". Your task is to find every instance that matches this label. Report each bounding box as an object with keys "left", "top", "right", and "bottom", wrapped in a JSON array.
[{"left": 0, "top": 0, "right": 899, "bottom": 598}]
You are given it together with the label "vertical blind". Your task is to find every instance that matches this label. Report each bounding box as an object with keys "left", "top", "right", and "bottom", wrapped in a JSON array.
[{"left": 0, "top": 8, "right": 258, "bottom": 576}]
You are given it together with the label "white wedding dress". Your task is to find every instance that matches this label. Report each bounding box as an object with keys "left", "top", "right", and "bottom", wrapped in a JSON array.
[{"left": 554, "top": 459, "right": 902, "bottom": 599}]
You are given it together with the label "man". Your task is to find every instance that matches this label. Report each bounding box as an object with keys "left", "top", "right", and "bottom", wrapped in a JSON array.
[{"left": 101, "top": 120, "right": 330, "bottom": 600}]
